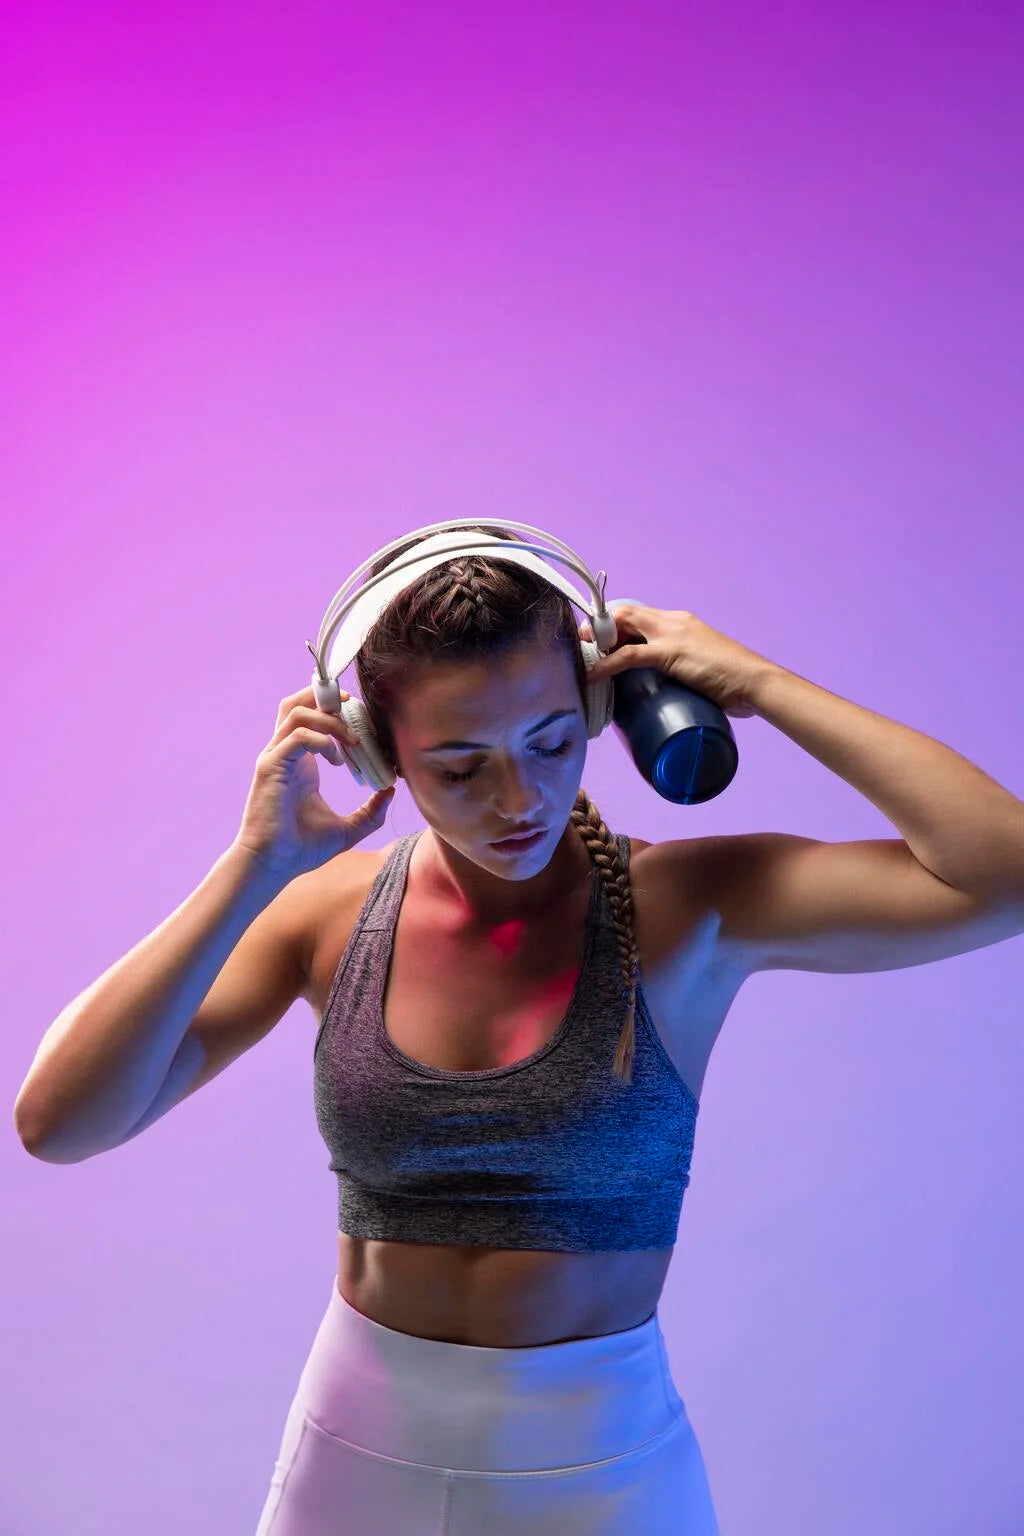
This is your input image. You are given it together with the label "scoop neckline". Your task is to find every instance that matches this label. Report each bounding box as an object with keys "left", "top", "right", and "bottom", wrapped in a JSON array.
[{"left": 374, "top": 829, "right": 606, "bottom": 1080}]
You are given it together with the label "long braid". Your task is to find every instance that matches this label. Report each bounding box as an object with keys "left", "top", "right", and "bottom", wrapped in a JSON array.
[{"left": 570, "top": 788, "right": 639, "bottom": 1085}]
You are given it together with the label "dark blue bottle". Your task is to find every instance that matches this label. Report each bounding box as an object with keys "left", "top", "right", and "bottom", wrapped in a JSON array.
[{"left": 604, "top": 600, "right": 738, "bottom": 804}]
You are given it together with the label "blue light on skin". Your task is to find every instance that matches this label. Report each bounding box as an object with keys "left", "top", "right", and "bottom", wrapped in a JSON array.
[{"left": 385, "top": 633, "right": 593, "bottom": 925}]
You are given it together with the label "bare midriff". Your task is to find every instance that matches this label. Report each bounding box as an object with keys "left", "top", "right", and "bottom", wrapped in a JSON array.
[
  {"left": 336, "top": 1232, "right": 675, "bottom": 1347},
  {"left": 305, "top": 829, "right": 717, "bottom": 1349}
]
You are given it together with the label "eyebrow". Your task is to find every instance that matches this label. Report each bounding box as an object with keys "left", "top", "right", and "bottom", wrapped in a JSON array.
[{"left": 422, "top": 708, "right": 580, "bottom": 754}]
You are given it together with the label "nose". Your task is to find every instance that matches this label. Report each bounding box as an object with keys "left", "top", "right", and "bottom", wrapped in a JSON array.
[{"left": 492, "top": 760, "right": 545, "bottom": 823}]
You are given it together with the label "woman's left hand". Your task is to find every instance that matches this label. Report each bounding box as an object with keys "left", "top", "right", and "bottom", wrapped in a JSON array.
[{"left": 581, "top": 602, "right": 776, "bottom": 720}]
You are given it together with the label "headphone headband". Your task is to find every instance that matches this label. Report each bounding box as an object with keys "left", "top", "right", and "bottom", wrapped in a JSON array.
[{"left": 308, "top": 518, "right": 618, "bottom": 687}]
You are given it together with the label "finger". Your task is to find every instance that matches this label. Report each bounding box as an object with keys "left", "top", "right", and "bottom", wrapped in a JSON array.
[
  {"left": 349, "top": 785, "right": 396, "bottom": 821},
  {"left": 277, "top": 686, "right": 326, "bottom": 731},
  {"left": 610, "top": 603, "right": 650, "bottom": 633},
  {"left": 590, "top": 644, "right": 645, "bottom": 680},
  {"left": 279, "top": 682, "right": 350, "bottom": 720}
]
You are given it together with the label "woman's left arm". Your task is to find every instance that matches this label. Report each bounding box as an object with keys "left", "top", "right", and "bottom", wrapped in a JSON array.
[
  {"left": 746, "top": 662, "right": 1024, "bottom": 901},
  {"left": 588, "top": 603, "right": 1024, "bottom": 902}
]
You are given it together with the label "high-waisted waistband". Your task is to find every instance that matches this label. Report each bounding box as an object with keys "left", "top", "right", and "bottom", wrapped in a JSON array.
[{"left": 292, "top": 1278, "right": 688, "bottom": 1475}]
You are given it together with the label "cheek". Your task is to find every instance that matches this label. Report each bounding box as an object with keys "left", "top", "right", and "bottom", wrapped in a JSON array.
[
  {"left": 420, "top": 777, "right": 478, "bottom": 814},
  {"left": 397, "top": 772, "right": 453, "bottom": 823},
  {"left": 565, "top": 740, "right": 588, "bottom": 776}
]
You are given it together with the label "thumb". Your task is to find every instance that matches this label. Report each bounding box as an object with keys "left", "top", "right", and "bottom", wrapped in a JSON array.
[
  {"left": 348, "top": 784, "right": 395, "bottom": 826},
  {"left": 366, "top": 783, "right": 396, "bottom": 812}
]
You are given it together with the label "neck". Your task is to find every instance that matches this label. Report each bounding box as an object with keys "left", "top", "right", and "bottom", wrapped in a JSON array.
[{"left": 416, "top": 822, "right": 592, "bottom": 927}]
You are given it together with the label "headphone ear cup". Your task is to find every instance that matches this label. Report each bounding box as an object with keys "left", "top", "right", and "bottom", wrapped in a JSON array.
[
  {"left": 579, "top": 637, "right": 613, "bottom": 739},
  {"left": 337, "top": 696, "right": 397, "bottom": 790}
]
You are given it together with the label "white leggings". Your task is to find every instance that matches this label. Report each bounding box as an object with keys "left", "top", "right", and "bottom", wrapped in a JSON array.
[{"left": 254, "top": 1276, "right": 720, "bottom": 1535}]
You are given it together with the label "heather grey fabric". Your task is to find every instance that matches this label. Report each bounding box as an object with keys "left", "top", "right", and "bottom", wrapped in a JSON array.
[{"left": 313, "top": 830, "right": 698, "bottom": 1251}]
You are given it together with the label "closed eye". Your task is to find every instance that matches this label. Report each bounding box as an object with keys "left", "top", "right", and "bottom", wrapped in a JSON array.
[{"left": 440, "top": 741, "right": 572, "bottom": 784}]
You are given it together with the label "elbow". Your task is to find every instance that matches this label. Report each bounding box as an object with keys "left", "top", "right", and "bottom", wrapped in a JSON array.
[
  {"left": 17, "top": 1129, "right": 102, "bottom": 1164},
  {"left": 13, "top": 1097, "right": 97, "bottom": 1164},
  {"left": 13, "top": 1094, "right": 45, "bottom": 1156},
  {"left": 18, "top": 1134, "right": 90, "bottom": 1164}
]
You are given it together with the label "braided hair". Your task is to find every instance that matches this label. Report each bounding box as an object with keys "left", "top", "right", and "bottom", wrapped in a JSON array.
[{"left": 354, "top": 525, "right": 640, "bottom": 1085}]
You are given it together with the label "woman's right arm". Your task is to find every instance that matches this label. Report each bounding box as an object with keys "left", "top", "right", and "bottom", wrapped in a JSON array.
[
  {"left": 13, "top": 845, "right": 301, "bottom": 1163},
  {"left": 13, "top": 685, "right": 394, "bottom": 1164}
]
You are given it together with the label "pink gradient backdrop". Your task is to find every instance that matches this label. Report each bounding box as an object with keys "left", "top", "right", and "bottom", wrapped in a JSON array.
[{"left": 3, "top": 3, "right": 1022, "bottom": 1532}]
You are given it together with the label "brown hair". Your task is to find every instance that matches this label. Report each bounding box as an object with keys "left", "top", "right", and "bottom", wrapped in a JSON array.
[{"left": 353, "top": 524, "right": 640, "bottom": 1085}]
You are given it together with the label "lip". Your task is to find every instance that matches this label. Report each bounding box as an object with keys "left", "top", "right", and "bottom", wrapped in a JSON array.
[{"left": 490, "top": 826, "right": 547, "bottom": 852}]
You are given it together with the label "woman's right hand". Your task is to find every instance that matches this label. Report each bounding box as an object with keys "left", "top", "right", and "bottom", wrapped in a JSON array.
[{"left": 231, "top": 686, "right": 396, "bottom": 882}]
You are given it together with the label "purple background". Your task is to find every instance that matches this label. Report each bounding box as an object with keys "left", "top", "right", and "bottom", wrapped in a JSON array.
[{"left": 3, "top": 3, "right": 1022, "bottom": 1532}]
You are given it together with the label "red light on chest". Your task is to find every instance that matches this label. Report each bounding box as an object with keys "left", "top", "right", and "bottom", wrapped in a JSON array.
[{"left": 489, "top": 919, "right": 527, "bottom": 958}]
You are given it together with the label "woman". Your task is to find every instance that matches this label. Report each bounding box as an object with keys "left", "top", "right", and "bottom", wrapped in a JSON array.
[{"left": 18, "top": 525, "right": 1022, "bottom": 1532}]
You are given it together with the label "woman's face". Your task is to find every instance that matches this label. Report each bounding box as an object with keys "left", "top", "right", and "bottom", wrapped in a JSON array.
[{"left": 388, "top": 633, "right": 588, "bottom": 880}]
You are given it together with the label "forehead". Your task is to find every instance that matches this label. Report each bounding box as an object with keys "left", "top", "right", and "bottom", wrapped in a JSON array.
[{"left": 395, "top": 638, "right": 577, "bottom": 728}]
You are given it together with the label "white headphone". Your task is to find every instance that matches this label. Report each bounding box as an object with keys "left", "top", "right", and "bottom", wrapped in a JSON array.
[{"left": 305, "top": 518, "right": 626, "bottom": 790}]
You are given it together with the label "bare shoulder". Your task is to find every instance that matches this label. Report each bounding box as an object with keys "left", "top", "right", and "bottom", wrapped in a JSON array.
[
  {"left": 627, "top": 832, "right": 765, "bottom": 973},
  {"left": 297, "top": 839, "right": 396, "bottom": 1012},
  {"left": 626, "top": 832, "right": 716, "bottom": 933},
  {"left": 626, "top": 832, "right": 710, "bottom": 902},
  {"left": 629, "top": 831, "right": 755, "bottom": 906}
]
